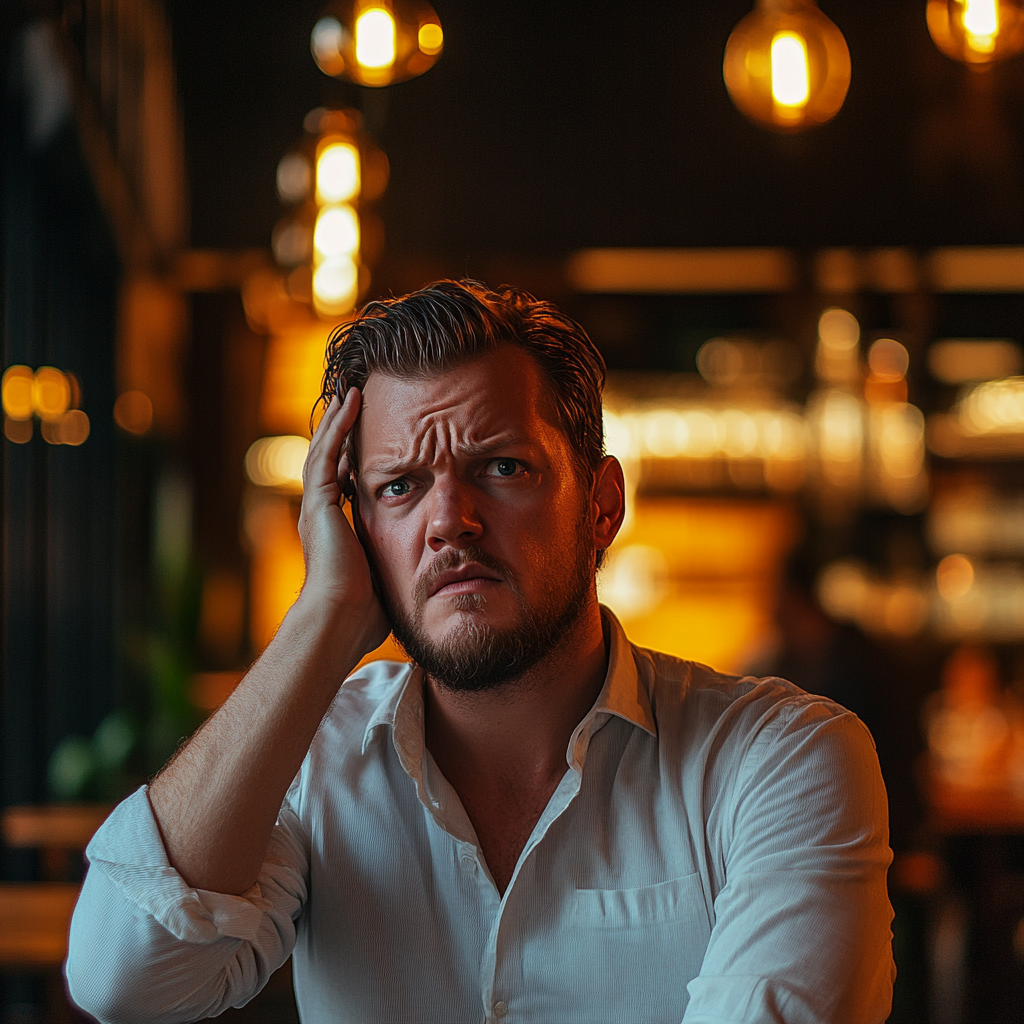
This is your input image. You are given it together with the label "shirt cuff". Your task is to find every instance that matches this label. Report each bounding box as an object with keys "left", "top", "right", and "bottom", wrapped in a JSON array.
[{"left": 85, "top": 786, "right": 273, "bottom": 945}]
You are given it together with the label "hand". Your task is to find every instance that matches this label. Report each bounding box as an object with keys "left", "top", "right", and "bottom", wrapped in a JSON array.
[{"left": 297, "top": 388, "right": 390, "bottom": 658}]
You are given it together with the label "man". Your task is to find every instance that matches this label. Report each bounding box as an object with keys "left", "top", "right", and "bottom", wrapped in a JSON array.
[{"left": 68, "top": 280, "right": 894, "bottom": 1023}]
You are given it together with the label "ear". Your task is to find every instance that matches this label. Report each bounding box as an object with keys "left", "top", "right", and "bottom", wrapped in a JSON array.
[{"left": 592, "top": 456, "right": 626, "bottom": 556}]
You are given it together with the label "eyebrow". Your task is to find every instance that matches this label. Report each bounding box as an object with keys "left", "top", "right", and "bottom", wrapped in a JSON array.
[{"left": 362, "top": 435, "right": 537, "bottom": 478}]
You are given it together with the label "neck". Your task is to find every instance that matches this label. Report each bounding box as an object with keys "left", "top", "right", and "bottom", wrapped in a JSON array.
[{"left": 423, "top": 601, "right": 608, "bottom": 783}]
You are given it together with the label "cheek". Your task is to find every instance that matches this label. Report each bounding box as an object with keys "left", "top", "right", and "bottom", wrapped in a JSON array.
[{"left": 363, "top": 510, "right": 422, "bottom": 589}]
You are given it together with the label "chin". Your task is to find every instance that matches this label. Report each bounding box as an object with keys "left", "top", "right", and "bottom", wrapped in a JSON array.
[{"left": 429, "top": 592, "right": 519, "bottom": 627}]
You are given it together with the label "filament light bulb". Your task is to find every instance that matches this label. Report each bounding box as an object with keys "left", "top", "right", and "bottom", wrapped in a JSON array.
[
  {"left": 724, "top": 0, "right": 851, "bottom": 132},
  {"left": 311, "top": 1, "right": 443, "bottom": 86},
  {"left": 927, "top": 0, "right": 1024, "bottom": 63}
]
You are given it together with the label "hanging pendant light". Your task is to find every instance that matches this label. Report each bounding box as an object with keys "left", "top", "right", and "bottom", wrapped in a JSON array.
[
  {"left": 724, "top": 0, "right": 851, "bottom": 132},
  {"left": 926, "top": 0, "right": 1024, "bottom": 65},
  {"left": 310, "top": 0, "right": 443, "bottom": 87}
]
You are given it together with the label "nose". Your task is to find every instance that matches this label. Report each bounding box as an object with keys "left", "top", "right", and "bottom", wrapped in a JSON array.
[{"left": 426, "top": 475, "right": 483, "bottom": 552}]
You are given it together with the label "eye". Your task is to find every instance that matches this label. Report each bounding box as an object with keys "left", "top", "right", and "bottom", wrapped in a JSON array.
[
  {"left": 381, "top": 479, "right": 412, "bottom": 498},
  {"left": 487, "top": 458, "right": 524, "bottom": 478}
]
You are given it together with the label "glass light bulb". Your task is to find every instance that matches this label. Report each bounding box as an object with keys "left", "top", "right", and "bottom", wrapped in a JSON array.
[
  {"left": 928, "top": 0, "right": 1024, "bottom": 63},
  {"left": 311, "top": 1, "right": 443, "bottom": 86},
  {"left": 724, "top": 0, "right": 851, "bottom": 132}
]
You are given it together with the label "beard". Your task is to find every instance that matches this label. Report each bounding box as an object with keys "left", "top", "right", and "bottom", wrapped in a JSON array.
[{"left": 373, "top": 527, "right": 595, "bottom": 695}]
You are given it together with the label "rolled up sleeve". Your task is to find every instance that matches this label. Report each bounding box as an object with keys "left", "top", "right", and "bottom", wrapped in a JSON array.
[
  {"left": 684, "top": 699, "right": 895, "bottom": 1024},
  {"left": 66, "top": 785, "right": 308, "bottom": 1024}
]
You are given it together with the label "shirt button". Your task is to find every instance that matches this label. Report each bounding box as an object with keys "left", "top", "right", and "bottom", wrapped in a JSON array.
[
  {"left": 493, "top": 1002, "right": 508, "bottom": 1018},
  {"left": 460, "top": 854, "right": 475, "bottom": 871}
]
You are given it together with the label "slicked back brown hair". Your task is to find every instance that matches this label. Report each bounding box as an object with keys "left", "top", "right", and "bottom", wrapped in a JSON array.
[{"left": 318, "top": 279, "right": 607, "bottom": 482}]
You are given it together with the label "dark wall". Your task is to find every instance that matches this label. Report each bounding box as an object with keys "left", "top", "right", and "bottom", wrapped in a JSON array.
[
  {"left": 167, "top": 0, "right": 1024, "bottom": 255},
  {"left": 1, "top": 29, "right": 119, "bottom": 852}
]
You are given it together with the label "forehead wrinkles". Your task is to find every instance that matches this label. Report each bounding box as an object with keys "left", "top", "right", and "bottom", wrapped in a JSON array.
[
  {"left": 358, "top": 351, "right": 563, "bottom": 472},
  {"left": 362, "top": 390, "right": 522, "bottom": 473}
]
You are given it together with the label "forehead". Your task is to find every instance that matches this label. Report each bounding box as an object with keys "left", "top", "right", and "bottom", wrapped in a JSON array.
[{"left": 357, "top": 346, "right": 564, "bottom": 467}]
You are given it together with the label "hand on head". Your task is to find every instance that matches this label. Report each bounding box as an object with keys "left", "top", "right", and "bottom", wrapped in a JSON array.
[{"left": 298, "top": 386, "right": 390, "bottom": 658}]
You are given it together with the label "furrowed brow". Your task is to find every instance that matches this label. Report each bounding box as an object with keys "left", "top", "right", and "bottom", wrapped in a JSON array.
[
  {"left": 362, "top": 435, "right": 536, "bottom": 478},
  {"left": 456, "top": 435, "right": 533, "bottom": 458}
]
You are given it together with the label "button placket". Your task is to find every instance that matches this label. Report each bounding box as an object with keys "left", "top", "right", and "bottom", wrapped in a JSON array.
[{"left": 492, "top": 1000, "right": 508, "bottom": 1018}]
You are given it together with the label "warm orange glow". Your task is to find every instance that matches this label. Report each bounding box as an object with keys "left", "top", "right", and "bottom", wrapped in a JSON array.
[
  {"left": 310, "top": 1, "right": 443, "bottom": 86},
  {"left": 937, "top": 554, "right": 975, "bottom": 600},
  {"left": 598, "top": 498, "right": 798, "bottom": 672},
  {"left": 928, "top": 0, "right": 1024, "bottom": 63},
  {"left": 259, "top": 322, "right": 335, "bottom": 437},
  {"left": 32, "top": 367, "right": 71, "bottom": 421},
  {"left": 959, "top": 376, "right": 1024, "bottom": 434},
  {"left": 314, "top": 205, "right": 360, "bottom": 259},
  {"left": 114, "top": 391, "right": 154, "bottom": 435},
  {"left": 2, "top": 365, "right": 34, "bottom": 421},
  {"left": 724, "top": 0, "right": 851, "bottom": 132},
  {"left": 316, "top": 142, "right": 360, "bottom": 205},
  {"left": 355, "top": 7, "right": 397, "bottom": 69},
  {"left": 312, "top": 256, "right": 359, "bottom": 316},
  {"left": 770, "top": 32, "right": 809, "bottom": 108},
  {"left": 868, "top": 338, "right": 910, "bottom": 382},
  {"left": 56, "top": 409, "right": 90, "bottom": 446},
  {"left": 247, "top": 496, "right": 306, "bottom": 652},
  {"left": 244, "top": 435, "right": 309, "bottom": 492},
  {"left": 4, "top": 416, "right": 32, "bottom": 443},
  {"left": 418, "top": 21, "right": 443, "bottom": 54}
]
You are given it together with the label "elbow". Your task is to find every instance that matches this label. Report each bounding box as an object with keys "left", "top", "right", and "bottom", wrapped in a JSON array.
[{"left": 66, "top": 957, "right": 143, "bottom": 1024}]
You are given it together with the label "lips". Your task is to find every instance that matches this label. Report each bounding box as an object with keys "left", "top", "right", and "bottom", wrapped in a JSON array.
[{"left": 428, "top": 563, "right": 504, "bottom": 598}]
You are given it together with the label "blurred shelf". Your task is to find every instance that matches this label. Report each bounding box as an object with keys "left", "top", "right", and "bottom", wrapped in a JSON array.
[
  {"left": 0, "top": 883, "right": 80, "bottom": 967},
  {"left": 2, "top": 805, "right": 112, "bottom": 850},
  {"left": 926, "top": 775, "right": 1024, "bottom": 835}
]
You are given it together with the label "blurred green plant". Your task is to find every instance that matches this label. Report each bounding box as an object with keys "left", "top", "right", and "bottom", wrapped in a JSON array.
[{"left": 47, "top": 468, "right": 206, "bottom": 801}]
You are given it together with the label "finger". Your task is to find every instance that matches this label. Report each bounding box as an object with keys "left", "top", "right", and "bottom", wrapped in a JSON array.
[
  {"left": 307, "top": 388, "right": 359, "bottom": 471},
  {"left": 304, "top": 389, "right": 362, "bottom": 498}
]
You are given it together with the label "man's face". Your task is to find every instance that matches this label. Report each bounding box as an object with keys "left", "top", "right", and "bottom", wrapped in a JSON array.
[{"left": 354, "top": 346, "right": 597, "bottom": 691}]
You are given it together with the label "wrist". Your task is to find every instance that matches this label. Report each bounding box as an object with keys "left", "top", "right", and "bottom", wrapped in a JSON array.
[{"left": 279, "top": 589, "right": 380, "bottom": 677}]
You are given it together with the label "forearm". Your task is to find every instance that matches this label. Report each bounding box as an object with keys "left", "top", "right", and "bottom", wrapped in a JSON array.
[{"left": 148, "top": 593, "right": 364, "bottom": 894}]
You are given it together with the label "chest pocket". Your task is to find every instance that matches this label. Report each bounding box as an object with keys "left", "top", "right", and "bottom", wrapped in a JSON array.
[
  {"left": 572, "top": 873, "right": 705, "bottom": 927},
  {"left": 528, "top": 873, "right": 711, "bottom": 1023}
]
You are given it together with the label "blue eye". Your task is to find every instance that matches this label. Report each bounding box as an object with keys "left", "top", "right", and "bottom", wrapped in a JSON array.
[
  {"left": 493, "top": 459, "right": 521, "bottom": 477},
  {"left": 382, "top": 479, "right": 411, "bottom": 497}
]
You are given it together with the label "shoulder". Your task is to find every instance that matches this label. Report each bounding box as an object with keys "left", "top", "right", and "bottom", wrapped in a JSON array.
[
  {"left": 634, "top": 643, "right": 874, "bottom": 768},
  {"left": 304, "top": 659, "right": 413, "bottom": 764},
  {"left": 288, "top": 659, "right": 413, "bottom": 816}
]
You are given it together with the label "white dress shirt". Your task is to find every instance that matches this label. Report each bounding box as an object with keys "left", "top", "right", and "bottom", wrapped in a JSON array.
[{"left": 67, "top": 610, "right": 894, "bottom": 1024}]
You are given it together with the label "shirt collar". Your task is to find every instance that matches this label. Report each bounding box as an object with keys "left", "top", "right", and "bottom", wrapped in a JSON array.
[
  {"left": 361, "top": 663, "right": 419, "bottom": 755},
  {"left": 592, "top": 606, "right": 657, "bottom": 738},
  {"left": 359, "top": 605, "right": 656, "bottom": 763}
]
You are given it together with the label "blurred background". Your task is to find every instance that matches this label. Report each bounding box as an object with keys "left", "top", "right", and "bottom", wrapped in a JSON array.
[{"left": 2, "top": 1, "right": 1024, "bottom": 1020}]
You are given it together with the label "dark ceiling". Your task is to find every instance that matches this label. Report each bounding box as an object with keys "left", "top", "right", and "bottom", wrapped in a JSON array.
[{"left": 166, "top": 0, "right": 1024, "bottom": 258}]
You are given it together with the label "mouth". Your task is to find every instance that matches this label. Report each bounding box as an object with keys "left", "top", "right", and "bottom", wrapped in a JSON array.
[{"left": 428, "top": 563, "right": 504, "bottom": 599}]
